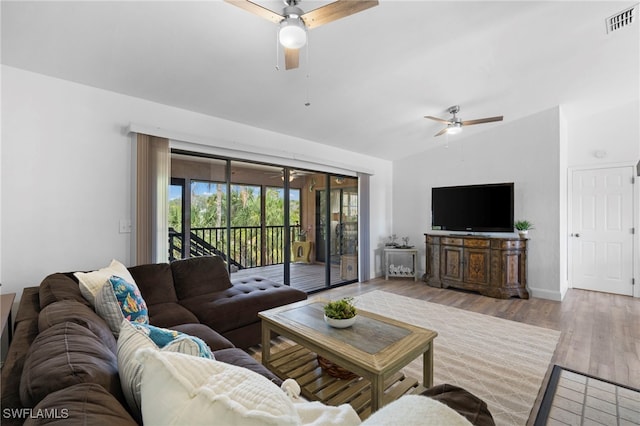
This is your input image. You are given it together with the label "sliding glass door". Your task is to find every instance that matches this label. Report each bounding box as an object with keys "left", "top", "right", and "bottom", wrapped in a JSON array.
[{"left": 169, "top": 152, "right": 359, "bottom": 292}]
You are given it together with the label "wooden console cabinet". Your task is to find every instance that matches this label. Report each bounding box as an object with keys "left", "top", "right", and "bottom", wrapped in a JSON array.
[{"left": 423, "top": 234, "right": 529, "bottom": 299}]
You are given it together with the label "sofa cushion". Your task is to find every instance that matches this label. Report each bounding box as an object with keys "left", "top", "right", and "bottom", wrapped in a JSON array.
[
  {"left": 171, "top": 256, "right": 232, "bottom": 300},
  {"left": 38, "top": 273, "right": 88, "bottom": 309},
  {"left": 95, "top": 276, "right": 149, "bottom": 337},
  {"left": 146, "top": 302, "right": 200, "bottom": 328},
  {"left": 74, "top": 259, "right": 136, "bottom": 307},
  {"left": 128, "top": 262, "right": 178, "bottom": 305},
  {"left": 180, "top": 279, "right": 305, "bottom": 334},
  {"left": 38, "top": 300, "right": 117, "bottom": 354},
  {"left": 117, "top": 320, "right": 214, "bottom": 422},
  {"left": 136, "top": 349, "right": 300, "bottom": 426},
  {"left": 220, "top": 321, "right": 262, "bottom": 350},
  {"left": 171, "top": 323, "right": 235, "bottom": 350},
  {"left": 23, "top": 383, "right": 137, "bottom": 426},
  {"left": 20, "top": 322, "right": 122, "bottom": 408}
]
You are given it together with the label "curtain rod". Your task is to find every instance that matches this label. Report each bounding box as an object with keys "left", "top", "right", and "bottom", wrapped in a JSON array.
[{"left": 127, "top": 123, "right": 374, "bottom": 176}]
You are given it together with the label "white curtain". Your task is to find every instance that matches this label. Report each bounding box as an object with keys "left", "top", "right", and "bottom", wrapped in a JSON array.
[{"left": 135, "top": 134, "right": 170, "bottom": 265}]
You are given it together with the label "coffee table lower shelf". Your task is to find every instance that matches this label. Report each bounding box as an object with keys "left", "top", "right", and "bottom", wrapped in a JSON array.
[{"left": 268, "top": 344, "right": 426, "bottom": 420}]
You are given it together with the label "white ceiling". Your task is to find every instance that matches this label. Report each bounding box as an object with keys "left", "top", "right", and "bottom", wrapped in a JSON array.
[{"left": 2, "top": 1, "right": 638, "bottom": 160}]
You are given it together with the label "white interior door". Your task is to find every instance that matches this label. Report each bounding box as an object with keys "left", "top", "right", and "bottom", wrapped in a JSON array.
[{"left": 571, "top": 166, "right": 634, "bottom": 296}]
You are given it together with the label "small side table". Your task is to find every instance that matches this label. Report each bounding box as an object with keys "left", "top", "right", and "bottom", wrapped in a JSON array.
[{"left": 384, "top": 248, "right": 419, "bottom": 281}]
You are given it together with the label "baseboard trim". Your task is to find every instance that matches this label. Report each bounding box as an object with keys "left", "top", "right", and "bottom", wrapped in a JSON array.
[{"left": 529, "top": 287, "right": 564, "bottom": 301}]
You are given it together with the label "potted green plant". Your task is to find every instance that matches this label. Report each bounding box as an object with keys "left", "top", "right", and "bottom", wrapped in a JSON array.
[
  {"left": 515, "top": 220, "right": 534, "bottom": 238},
  {"left": 323, "top": 297, "right": 357, "bottom": 328}
]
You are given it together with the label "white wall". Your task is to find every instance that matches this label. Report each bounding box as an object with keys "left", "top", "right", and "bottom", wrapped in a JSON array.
[
  {"left": 392, "top": 107, "right": 564, "bottom": 300},
  {"left": 1, "top": 66, "right": 393, "bottom": 300},
  {"left": 568, "top": 100, "right": 639, "bottom": 168}
]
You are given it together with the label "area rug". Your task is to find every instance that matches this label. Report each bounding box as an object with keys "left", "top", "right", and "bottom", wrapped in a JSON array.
[
  {"left": 534, "top": 365, "right": 640, "bottom": 426},
  {"left": 352, "top": 290, "right": 561, "bottom": 426}
]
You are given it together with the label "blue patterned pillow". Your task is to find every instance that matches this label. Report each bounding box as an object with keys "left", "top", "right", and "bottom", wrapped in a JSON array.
[
  {"left": 109, "top": 275, "right": 149, "bottom": 324},
  {"left": 95, "top": 275, "right": 149, "bottom": 337},
  {"left": 131, "top": 323, "right": 214, "bottom": 359}
]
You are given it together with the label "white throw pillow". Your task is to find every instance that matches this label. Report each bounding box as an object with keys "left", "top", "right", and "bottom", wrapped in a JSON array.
[
  {"left": 117, "top": 320, "right": 214, "bottom": 422},
  {"left": 74, "top": 259, "right": 136, "bottom": 306},
  {"left": 293, "top": 400, "right": 361, "bottom": 426},
  {"left": 136, "top": 348, "right": 301, "bottom": 426},
  {"left": 361, "top": 395, "right": 472, "bottom": 425}
]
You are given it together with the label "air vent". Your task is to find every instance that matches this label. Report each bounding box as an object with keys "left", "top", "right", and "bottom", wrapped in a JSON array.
[{"left": 606, "top": 5, "right": 637, "bottom": 33}]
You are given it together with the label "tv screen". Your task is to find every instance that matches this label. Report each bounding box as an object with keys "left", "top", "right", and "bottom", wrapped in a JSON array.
[{"left": 431, "top": 183, "right": 514, "bottom": 232}]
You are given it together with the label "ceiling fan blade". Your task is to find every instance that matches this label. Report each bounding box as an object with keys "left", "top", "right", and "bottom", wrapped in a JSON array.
[
  {"left": 434, "top": 128, "right": 449, "bottom": 137},
  {"left": 424, "top": 115, "right": 452, "bottom": 124},
  {"left": 224, "top": 0, "right": 283, "bottom": 24},
  {"left": 284, "top": 48, "right": 300, "bottom": 70},
  {"left": 302, "top": 0, "right": 378, "bottom": 30},
  {"left": 461, "top": 116, "right": 504, "bottom": 126}
]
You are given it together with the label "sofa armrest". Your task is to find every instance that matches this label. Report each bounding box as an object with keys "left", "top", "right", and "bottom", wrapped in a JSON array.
[
  {"left": 1, "top": 318, "right": 39, "bottom": 425},
  {"left": 14, "top": 287, "right": 40, "bottom": 324},
  {"left": 421, "top": 384, "right": 495, "bottom": 426},
  {"left": 213, "top": 348, "right": 282, "bottom": 387}
]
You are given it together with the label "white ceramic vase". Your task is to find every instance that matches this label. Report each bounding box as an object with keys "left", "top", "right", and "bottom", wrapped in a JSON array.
[{"left": 324, "top": 315, "right": 357, "bottom": 328}]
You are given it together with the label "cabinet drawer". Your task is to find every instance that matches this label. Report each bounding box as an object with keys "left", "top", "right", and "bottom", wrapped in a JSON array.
[
  {"left": 426, "top": 235, "right": 440, "bottom": 245},
  {"left": 441, "top": 237, "right": 463, "bottom": 246},
  {"left": 463, "top": 238, "right": 490, "bottom": 248},
  {"left": 492, "top": 239, "right": 526, "bottom": 250}
]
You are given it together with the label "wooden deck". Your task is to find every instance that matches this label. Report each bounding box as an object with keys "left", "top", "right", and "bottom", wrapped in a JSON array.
[{"left": 231, "top": 263, "right": 346, "bottom": 293}]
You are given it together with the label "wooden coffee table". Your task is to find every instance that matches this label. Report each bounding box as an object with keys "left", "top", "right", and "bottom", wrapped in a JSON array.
[{"left": 259, "top": 299, "right": 437, "bottom": 418}]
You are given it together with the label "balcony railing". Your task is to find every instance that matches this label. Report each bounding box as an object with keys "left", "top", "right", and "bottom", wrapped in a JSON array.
[{"left": 169, "top": 225, "right": 302, "bottom": 268}]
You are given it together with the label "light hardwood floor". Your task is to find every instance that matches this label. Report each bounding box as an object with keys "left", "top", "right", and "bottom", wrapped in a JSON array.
[{"left": 307, "top": 278, "right": 640, "bottom": 423}]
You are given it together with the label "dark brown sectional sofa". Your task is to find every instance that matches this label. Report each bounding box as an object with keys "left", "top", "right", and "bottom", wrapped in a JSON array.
[
  {"left": 1, "top": 255, "right": 307, "bottom": 425},
  {"left": 1, "top": 255, "right": 495, "bottom": 425}
]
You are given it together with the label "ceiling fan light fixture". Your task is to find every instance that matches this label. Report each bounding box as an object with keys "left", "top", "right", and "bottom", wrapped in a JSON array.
[
  {"left": 446, "top": 123, "right": 462, "bottom": 135},
  {"left": 279, "top": 17, "right": 307, "bottom": 49}
]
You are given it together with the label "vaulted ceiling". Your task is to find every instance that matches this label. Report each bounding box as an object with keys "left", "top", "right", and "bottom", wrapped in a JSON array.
[{"left": 2, "top": 1, "right": 638, "bottom": 160}]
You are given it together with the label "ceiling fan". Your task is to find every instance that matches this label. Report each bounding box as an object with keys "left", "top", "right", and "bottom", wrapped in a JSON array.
[
  {"left": 268, "top": 169, "right": 312, "bottom": 181},
  {"left": 425, "top": 105, "right": 504, "bottom": 137},
  {"left": 224, "top": 0, "right": 379, "bottom": 70}
]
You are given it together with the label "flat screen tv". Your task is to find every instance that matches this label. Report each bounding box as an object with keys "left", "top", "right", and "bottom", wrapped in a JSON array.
[{"left": 431, "top": 183, "right": 514, "bottom": 233}]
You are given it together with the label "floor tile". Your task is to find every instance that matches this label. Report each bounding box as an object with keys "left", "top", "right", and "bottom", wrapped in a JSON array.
[{"left": 540, "top": 367, "right": 640, "bottom": 426}]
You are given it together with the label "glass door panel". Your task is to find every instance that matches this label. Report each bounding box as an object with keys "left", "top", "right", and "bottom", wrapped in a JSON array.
[
  {"left": 230, "top": 161, "right": 285, "bottom": 285},
  {"left": 288, "top": 169, "right": 321, "bottom": 292},
  {"left": 170, "top": 155, "right": 227, "bottom": 262},
  {"left": 168, "top": 178, "right": 185, "bottom": 261},
  {"left": 329, "top": 176, "right": 359, "bottom": 286}
]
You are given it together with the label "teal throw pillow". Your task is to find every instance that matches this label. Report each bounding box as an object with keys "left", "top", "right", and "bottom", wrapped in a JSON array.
[{"left": 108, "top": 275, "right": 149, "bottom": 325}]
